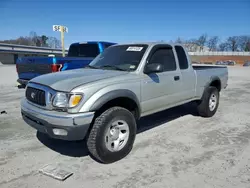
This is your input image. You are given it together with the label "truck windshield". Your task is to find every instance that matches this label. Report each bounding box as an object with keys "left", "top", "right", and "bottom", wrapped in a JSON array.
[
  {"left": 67, "top": 43, "right": 100, "bottom": 58},
  {"left": 88, "top": 44, "right": 148, "bottom": 71}
]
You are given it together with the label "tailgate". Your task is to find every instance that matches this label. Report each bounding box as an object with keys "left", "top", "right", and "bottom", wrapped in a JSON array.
[{"left": 17, "top": 57, "right": 54, "bottom": 80}]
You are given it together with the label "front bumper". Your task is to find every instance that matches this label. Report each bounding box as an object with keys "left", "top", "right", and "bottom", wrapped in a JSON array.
[
  {"left": 17, "top": 78, "right": 29, "bottom": 86},
  {"left": 21, "top": 98, "right": 95, "bottom": 141}
]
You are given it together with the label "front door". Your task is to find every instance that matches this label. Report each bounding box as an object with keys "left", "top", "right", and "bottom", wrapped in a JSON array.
[{"left": 141, "top": 45, "right": 182, "bottom": 115}]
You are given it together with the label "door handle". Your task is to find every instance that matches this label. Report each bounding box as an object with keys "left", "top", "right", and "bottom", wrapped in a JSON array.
[{"left": 174, "top": 76, "right": 180, "bottom": 81}]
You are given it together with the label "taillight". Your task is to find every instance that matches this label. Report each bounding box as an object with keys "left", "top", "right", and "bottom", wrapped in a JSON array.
[{"left": 51, "top": 64, "right": 63, "bottom": 72}]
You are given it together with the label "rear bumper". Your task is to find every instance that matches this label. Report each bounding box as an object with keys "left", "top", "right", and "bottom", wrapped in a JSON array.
[{"left": 21, "top": 98, "right": 95, "bottom": 141}]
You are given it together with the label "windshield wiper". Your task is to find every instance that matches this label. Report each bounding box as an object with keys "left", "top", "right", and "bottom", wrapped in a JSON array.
[
  {"left": 100, "top": 65, "right": 127, "bottom": 71},
  {"left": 85, "top": 65, "right": 99, "bottom": 69}
]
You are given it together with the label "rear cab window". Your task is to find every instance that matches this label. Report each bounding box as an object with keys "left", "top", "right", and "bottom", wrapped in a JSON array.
[
  {"left": 174, "top": 46, "right": 189, "bottom": 69},
  {"left": 67, "top": 43, "right": 100, "bottom": 58}
]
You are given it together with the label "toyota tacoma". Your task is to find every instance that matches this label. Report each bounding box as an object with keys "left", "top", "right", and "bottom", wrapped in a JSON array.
[{"left": 21, "top": 42, "right": 228, "bottom": 163}]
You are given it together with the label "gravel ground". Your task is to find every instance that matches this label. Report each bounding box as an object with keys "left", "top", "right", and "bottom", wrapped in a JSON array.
[{"left": 0, "top": 65, "right": 250, "bottom": 188}]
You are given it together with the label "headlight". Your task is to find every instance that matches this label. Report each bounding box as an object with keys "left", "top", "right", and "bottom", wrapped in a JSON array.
[
  {"left": 69, "top": 94, "right": 83, "bottom": 108},
  {"left": 52, "top": 92, "right": 83, "bottom": 108},
  {"left": 52, "top": 92, "right": 68, "bottom": 108}
]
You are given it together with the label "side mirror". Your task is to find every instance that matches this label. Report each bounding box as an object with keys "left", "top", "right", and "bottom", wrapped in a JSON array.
[{"left": 144, "top": 63, "right": 163, "bottom": 74}]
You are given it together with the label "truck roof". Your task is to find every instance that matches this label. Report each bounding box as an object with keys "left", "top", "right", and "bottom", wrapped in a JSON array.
[{"left": 111, "top": 41, "right": 185, "bottom": 48}]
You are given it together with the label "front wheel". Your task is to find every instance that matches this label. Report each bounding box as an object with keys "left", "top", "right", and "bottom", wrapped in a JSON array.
[
  {"left": 197, "top": 86, "right": 220, "bottom": 117},
  {"left": 87, "top": 107, "right": 137, "bottom": 164}
]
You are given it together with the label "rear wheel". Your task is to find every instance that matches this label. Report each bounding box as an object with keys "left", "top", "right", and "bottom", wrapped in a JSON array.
[
  {"left": 87, "top": 107, "right": 137, "bottom": 164},
  {"left": 197, "top": 86, "right": 219, "bottom": 117}
]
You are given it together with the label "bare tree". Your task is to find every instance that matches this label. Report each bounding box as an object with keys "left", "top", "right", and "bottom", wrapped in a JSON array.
[
  {"left": 29, "top": 31, "right": 38, "bottom": 46},
  {"left": 17, "top": 37, "right": 31, "bottom": 45},
  {"left": 47, "top": 37, "right": 61, "bottom": 49},
  {"left": 218, "top": 42, "right": 228, "bottom": 51},
  {"left": 0, "top": 36, "right": 32, "bottom": 46},
  {"left": 246, "top": 42, "right": 250, "bottom": 52},
  {"left": 238, "top": 35, "right": 250, "bottom": 51},
  {"left": 225, "top": 36, "right": 240, "bottom": 51},
  {"left": 175, "top": 37, "right": 184, "bottom": 44},
  {"left": 0, "top": 31, "right": 60, "bottom": 48},
  {"left": 207, "top": 36, "right": 219, "bottom": 51},
  {"left": 196, "top": 34, "right": 208, "bottom": 52},
  {"left": 184, "top": 39, "right": 198, "bottom": 52},
  {"left": 29, "top": 31, "right": 37, "bottom": 38}
]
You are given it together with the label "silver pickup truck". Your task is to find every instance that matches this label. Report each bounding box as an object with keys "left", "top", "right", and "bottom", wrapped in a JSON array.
[{"left": 21, "top": 42, "right": 228, "bottom": 163}]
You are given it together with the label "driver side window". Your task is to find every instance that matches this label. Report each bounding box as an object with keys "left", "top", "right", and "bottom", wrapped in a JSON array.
[{"left": 149, "top": 48, "right": 177, "bottom": 72}]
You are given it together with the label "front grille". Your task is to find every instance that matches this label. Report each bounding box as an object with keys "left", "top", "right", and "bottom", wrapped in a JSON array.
[{"left": 26, "top": 87, "right": 46, "bottom": 106}]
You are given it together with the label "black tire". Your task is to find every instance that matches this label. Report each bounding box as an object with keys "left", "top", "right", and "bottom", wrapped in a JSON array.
[
  {"left": 87, "top": 107, "right": 137, "bottom": 164},
  {"left": 197, "top": 86, "right": 219, "bottom": 117}
]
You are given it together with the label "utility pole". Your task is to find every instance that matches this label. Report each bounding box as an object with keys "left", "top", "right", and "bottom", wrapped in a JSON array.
[{"left": 53, "top": 25, "right": 68, "bottom": 57}]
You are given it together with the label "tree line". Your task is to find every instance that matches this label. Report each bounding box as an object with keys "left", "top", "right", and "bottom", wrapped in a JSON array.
[
  {"left": 173, "top": 34, "right": 250, "bottom": 52},
  {"left": 0, "top": 31, "right": 61, "bottom": 49},
  {"left": 0, "top": 31, "right": 249, "bottom": 52}
]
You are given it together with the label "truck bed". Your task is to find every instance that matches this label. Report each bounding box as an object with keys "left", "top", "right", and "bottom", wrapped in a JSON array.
[
  {"left": 193, "top": 64, "right": 228, "bottom": 98},
  {"left": 192, "top": 64, "right": 227, "bottom": 70}
]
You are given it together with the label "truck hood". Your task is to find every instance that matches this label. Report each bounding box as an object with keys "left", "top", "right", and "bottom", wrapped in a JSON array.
[{"left": 29, "top": 68, "right": 128, "bottom": 92}]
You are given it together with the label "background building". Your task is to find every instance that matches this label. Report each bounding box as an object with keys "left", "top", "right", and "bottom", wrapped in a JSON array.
[{"left": 0, "top": 43, "right": 68, "bottom": 64}]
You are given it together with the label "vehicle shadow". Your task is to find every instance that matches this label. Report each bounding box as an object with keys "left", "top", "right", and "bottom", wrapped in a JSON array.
[
  {"left": 36, "top": 132, "right": 89, "bottom": 157},
  {"left": 36, "top": 102, "right": 199, "bottom": 158},
  {"left": 136, "top": 102, "right": 199, "bottom": 134}
]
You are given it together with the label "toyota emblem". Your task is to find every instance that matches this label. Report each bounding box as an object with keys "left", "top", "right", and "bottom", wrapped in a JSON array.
[{"left": 31, "top": 92, "right": 36, "bottom": 99}]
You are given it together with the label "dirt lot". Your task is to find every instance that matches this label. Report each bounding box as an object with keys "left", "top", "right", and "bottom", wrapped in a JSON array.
[
  {"left": 191, "top": 55, "right": 250, "bottom": 64},
  {"left": 0, "top": 65, "right": 250, "bottom": 188}
]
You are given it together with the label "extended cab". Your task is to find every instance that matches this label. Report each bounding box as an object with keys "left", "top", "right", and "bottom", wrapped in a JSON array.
[
  {"left": 21, "top": 42, "right": 228, "bottom": 163},
  {"left": 16, "top": 41, "right": 116, "bottom": 87}
]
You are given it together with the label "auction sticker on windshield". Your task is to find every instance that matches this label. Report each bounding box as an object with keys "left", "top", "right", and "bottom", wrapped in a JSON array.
[{"left": 126, "top": 46, "right": 143, "bottom": 51}]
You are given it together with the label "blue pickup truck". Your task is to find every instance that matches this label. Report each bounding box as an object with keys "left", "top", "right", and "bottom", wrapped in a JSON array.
[{"left": 16, "top": 41, "right": 116, "bottom": 87}]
